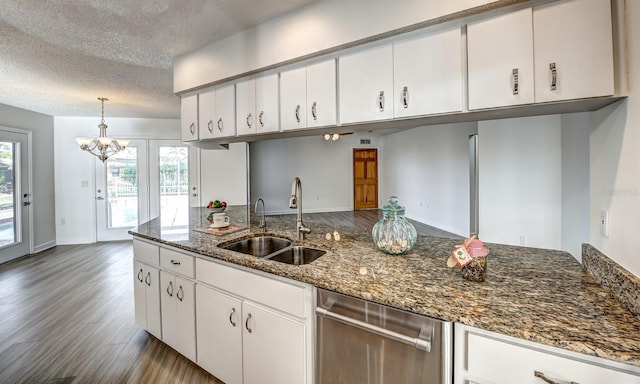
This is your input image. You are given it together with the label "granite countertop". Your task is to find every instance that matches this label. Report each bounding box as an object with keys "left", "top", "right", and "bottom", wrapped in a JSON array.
[{"left": 130, "top": 207, "right": 640, "bottom": 368}]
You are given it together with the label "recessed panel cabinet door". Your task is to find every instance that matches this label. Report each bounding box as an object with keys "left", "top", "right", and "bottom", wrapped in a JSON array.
[
  {"left": 306, "top": 59, "right": 336, "bottom": 128},
  {"left": 180, "top": 94, "right": 198, "bottom": 142},
  {"left": 196, "top": 285, "right": 243, "bottom": 384},
  {"left": 236, "top": 78, "right": 256, "bottom": 136},
  {"left": 255, "top": 74, "right": 280, "bottom": 133},
  {"left": 339, "top": 43, "right": 394, "bottom": 124},
  {"left": 280, "top": 66, "right": 307, "bottom": 131},
  {"left": 467, "top": 8, "right": 534, "bottom": 110},
  {"left": 533, "top": 0, "right": 614, "bottom": 102},
  {"left": 242, "top": 302, "right": 306, "bottom": 384},
  {"left": 394, "top": 27, "right": 463, "bottom": 117}
]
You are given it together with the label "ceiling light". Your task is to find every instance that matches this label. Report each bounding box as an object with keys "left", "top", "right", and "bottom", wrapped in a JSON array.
[
  {"left": 323, "top": 133, "right": 331, "bottom": 141},
  {"left": 75, "top": 97, "right": 128, "bottom": 162},
  {"left": 332, "top": 133, "right": 340, "bottom": 141}
]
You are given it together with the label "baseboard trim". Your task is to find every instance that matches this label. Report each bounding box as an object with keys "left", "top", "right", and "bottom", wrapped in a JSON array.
[{"left": 33, "top": 240, "right": 56, "bottom": 254}]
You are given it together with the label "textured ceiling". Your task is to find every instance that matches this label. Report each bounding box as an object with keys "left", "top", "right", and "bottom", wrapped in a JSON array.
[{"left": 0, "top": 0, "right": 315, "bottom": 118}]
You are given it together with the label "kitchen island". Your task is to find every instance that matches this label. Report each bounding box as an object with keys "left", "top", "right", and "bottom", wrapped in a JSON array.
[{"left": 130, "top": 207, "right": 640, "bottom": 371}]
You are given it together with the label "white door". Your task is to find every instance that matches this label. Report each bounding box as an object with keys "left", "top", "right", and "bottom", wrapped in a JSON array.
[
  {"left": 280, "top": 66, "right": 307, "bottom": 131},
  {"left": 95, "top": 139, "right": 148, "bottom": 241},
  {"left": 306, "top": 59, "right": 336, "bottom": 128},
  {"left": 0, "top": 128, "right": 32, "bottom": 264},
  {"left": 255, "top": 73, "right": 279, "bottom": 134},
  {"left": 236, "top": 78, "right": 257, "bottom": 136}
]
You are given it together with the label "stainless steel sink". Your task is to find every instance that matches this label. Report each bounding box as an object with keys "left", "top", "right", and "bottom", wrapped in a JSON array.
[
  {"left": 267, "top": 246, "right": 326, "bottom": 265},
  {"left": 219, "top": 236, "right": 292, "bottom": 258}
]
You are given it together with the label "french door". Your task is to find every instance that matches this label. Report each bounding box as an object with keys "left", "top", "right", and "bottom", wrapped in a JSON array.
[{"left": 0, "top": 128, "right": 32, "bottom": 263}]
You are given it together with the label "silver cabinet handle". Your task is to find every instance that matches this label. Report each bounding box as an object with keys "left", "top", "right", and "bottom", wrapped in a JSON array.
[
  {"left": 176, "top": 285, "right": 184, "bottom": 302},
  {"left": 166, "top": 281, "right": 173, "bottom": 297},
  {"left": 258, "top": 111, "right": 264, "bottom": 127},
  {"left": 311, "top": 101, "right": 317, "bottom": 120},
  {"left": 402, "top": 86, "right": 409, "bottom": 108},
  {"left": 378, "top": 91, "right": 385, "bottom": 111},
  {"left": 512, "top": 68, "right": 519, "bottom": 95},
  {"left": 534, "top": 370, "right": 579, "bottom": 384},
  {"left": 316, "top": 307, "right": 432, "bottom": 352},
  {"left": 170, "top": 260, "right": 180, "bottom": 266},
  {"left": 295, "top": 105, "right": 301, "bottom": 123},
  {"left": 550, "top": 62, "right": 557, "bottom": 91},
  {"left": 189, "top": 123, "right": 195, "bottom": 135},
  {"left": 137, "top": 269, "right": 144, "bottom": 283},
  {"left": 229, "top": 307, "right": 237, "bottom": 327},
  {"left": 217, "top": 118, "right": 223, "bottom": 132},
  {"left": 145, "top": 272, "right": 151, "bottom": 287},
  {"left": 207, "top": 120, "right": 213, "bottom": 133},
  {"left": 245, "top": 313, "right": 253, "bottom": 333},
  {"left": 246, "top": 113, "right": 253, "bottom": 129}
]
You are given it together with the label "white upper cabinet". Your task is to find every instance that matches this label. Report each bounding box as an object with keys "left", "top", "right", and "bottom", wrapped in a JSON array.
[
  {"left": 467, "top": 8, "right": 534, "bottom": 110},
  {"left": 255, "top": 74, "right": 280, "bottom": 133},
  {"left": 393, "top": 27, "right": 463, "bottom": 117},
  {"left": 281, "top": 59, "right": 336, "bottom": 131},
  {"left": 306, "top": 60, "right": 336, "bottom": 128},
  {"left": 533, "top": 0, "right": 614, "bottom": 103},
  {"left": 339, "top": 43, "right": 394, "bottom": 124},
  {"left": 235, "top": 78, "right": 256, "bottom": 136},
  {"left": 199, "top": 84, "right": 236, "bottom": 139},
  {"left": 280, "top": 66, "right": 307, "bottom": 131},
  {"left": 180, "top": 94, "right": 198, "bottom": 142}
]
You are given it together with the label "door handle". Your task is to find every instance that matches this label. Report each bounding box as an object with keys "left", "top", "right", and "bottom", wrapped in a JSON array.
[
  {"left": 96, "top": 196, "right": 104, "bottom": 200},
  {"left": 23, "top": 201, "right": 31, "bottom": 206}
]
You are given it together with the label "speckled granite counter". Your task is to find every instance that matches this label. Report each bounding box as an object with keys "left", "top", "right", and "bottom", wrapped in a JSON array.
[{"left": 130, "top": 207, "right": 640, "bottom": 368}]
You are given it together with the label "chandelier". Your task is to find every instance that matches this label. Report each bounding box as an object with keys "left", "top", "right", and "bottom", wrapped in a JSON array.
[{"left": 75, "top": 97, "right": 129, "bottom": 162}]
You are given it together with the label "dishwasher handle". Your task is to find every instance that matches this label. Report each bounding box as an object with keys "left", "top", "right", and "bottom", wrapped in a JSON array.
[{"left": 316, "top": 306, "right": 432, "bottom": 352}]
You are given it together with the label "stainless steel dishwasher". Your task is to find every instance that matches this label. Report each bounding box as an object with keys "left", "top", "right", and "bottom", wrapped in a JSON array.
[{"left": 316, "top": 288, "right": 452, "bottom": 384}]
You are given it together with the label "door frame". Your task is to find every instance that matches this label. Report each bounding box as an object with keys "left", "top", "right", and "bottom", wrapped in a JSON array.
[
  {"left": 352, "top": 147, "right": 379, "bottom": 210},
  {"left": 0, "top": 126, "right": 33, "bottom": 263}
]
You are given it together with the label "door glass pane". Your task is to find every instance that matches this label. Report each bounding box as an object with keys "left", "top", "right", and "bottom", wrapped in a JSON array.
[
  {"left": 159, "top": 147, "right": 189, "bottom": 227},
  {"left": 0, "top": 142, "right": 17, "bottom": 247},
  {"left": 106, "top": 147, "right": 138, "bottom": 228}
]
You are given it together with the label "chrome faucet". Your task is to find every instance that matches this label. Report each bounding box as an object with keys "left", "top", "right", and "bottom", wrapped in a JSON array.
[
  {"left": 289, "top": 177, "right": 310, "bottom": 239},
  {"left": 255, "top": 198, "right": 266, "bottom": 232}
]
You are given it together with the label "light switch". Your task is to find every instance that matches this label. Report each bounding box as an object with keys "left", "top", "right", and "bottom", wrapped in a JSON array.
[{"left": 600, "top": 209, "right": 609, "bottom": 237}]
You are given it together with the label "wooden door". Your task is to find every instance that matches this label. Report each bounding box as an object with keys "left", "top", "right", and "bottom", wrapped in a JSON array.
[{"left": 353, "top": 149, "right": 378, "bottom": 210}]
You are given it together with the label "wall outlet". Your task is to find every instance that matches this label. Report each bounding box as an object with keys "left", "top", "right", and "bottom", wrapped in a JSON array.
[{"left": 600, "top": 209, "right": 609, "bottom": 237}]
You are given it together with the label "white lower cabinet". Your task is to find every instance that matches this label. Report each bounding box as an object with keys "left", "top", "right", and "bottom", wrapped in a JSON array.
[
  {"left": 455, "top": 324, "right": 640, "bottom": 384},
  {"left": 133, "top": 239, "right": 162, "bottom": 339},
  {"left": 196, "top": 258, "right": 313, "bottom": 384},
  {"left": 160, "top": 271, "right": 196, "bottom": 361}
]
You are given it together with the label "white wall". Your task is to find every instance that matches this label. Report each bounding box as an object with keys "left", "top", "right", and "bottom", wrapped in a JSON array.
[
  {"left": 478, "top": 115, "right": 562, "bottom": 249},
  {"left": 250, "top": 133, "right": 380, "bottom": 214},
  {"left": 200, "top": 143, "right": 248, "bottom": 206},
  {"left": 174, "top": 0, "right": 494, "bottom": 92},
  {"left": 380, "top": 122, "right": 477, "bottom": 236},
  {"left": 0, "top": 103, "right": 56, "bottom": 253},
  {"left": 54, "top": 117, "right": 179, "bottom": 244},
  {"left": 561, "top": 113, "right": 590, "bottom": 261}
]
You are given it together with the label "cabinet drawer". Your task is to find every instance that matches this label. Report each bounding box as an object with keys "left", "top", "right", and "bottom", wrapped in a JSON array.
[
  {"left": 160, "top": 248, "right": 195, "bottom": 278},
  {"left": 196, "top": 258, "right": 307, "bottom": 318},
  {"left": 466, "top": 331, "right": 639, "bottom": 384},
  {"left": 133, "top": 239, "right": 159, "bottom": 266}
]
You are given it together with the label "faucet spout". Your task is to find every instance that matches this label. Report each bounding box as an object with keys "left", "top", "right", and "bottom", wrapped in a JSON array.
[
  {"left": 255, "top": 198, "right": 266, "bottom": 232},
  {"left": 290, "top": 177, "right": 310, "bottom": 239}
]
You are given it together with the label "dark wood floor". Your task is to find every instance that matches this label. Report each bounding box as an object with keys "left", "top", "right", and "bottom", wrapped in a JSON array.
[
  {"left": 0, "top": 211, "right": 459, "bottom": 383},
  {"left": 0, "top": 241, "right": 221, "bottom": 384}
]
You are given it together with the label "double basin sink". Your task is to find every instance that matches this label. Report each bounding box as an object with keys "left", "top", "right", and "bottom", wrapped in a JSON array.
[{"left": 219, "top": 235, "right": 326, "bottom": 265}]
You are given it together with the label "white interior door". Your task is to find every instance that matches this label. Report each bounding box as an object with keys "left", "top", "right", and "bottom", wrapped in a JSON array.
[
  {"left": 0, "top": 128, "right": 32, "bottom": 263},
  {"left": 95, "top": 139, "right": 148, "bottom": 241},
  {"left": 149, "top": 140, "right": 197, "bottom": 228}
]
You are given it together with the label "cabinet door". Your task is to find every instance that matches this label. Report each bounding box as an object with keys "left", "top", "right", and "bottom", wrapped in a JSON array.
[
  {"left": 196, "top": 285, "right": 243, "bottom": 384},
  {"left": 242, "top": 302, "right": 306, "bottom": 384},
  {"left": 256, "top": 74, "right": 279, "bottom": 134},
  {"left": 394, "top": 28, "right": 463, "bottom": 117},
  {"left": 180, "top": 94, "right": 198, "bottom": 142},
  {"left": 236, "top": 78, "right": 256, "bottom": 136},
  {"left": 280, "top": 66, "right": 307, "bottom": 131},
  {"left": 306, "top": 59, "right": 336, "bottom": 128},
  {"left": 175, "top": 277, "right": 196, "bottom": 361},
  {"left": 145, "top": 265, "right": 162, "bottom": 339},
  {"left": 215, "top": 84, "right": 236, "bottom": 138},
  {"left": 339, "top": 43, "right": 393, "bottom": 124},
  {"left": 533, "top": 0, "right": 614, "bottom": 102},
  {"left": 133, "top": 260, "right": 147, "bottom": 329},
  {"left": 160, "top": 271, "right": 177, "bottom": 347},
  {"left": 467, "top": 8, "right": 534, "bottom": 110},
  {"left": 198, "top": 89, "right": 217, "bottom": 139}
]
